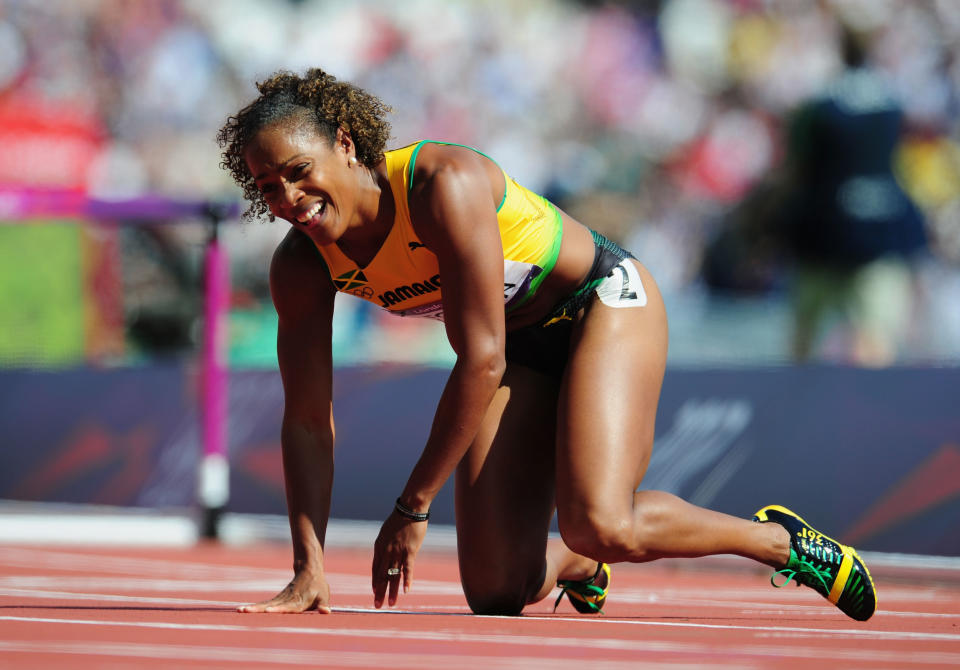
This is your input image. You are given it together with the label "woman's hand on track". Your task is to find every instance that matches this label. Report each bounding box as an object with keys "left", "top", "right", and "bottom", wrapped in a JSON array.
[
  {"left": 372, "top": 512, "right": 428, "bottom": 608},
  {"left": 238, "top": 569, "right": 331, "bottom": 613}
]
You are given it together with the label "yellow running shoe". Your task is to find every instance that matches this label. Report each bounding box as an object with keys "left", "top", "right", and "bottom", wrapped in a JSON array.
[
  {"left": 754, "top": 504, "right": 877, "bottom": 621},
  {"left": 554, "top": 562, "right": 610, "bottom": 614}
]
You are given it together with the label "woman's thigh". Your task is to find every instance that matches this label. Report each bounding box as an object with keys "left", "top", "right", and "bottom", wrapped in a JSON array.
[
  {"left": 555, "top": 258, "right": 669, "bottom": 528},
  {"left": 455, "top": 363, "right": 559, "bottom": 610}
]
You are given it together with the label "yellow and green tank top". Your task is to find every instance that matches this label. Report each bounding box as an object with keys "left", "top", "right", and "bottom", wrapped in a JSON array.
[{"left": 311, "top": 140, "right": 563, "bottom": 321}]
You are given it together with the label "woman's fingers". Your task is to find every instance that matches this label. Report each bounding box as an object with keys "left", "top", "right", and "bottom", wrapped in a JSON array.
[
  {"left": 372, "top": 554, "right": 409, "bottom": 608},
  {"left": 387, "top": 565, "right": 402, "bottom": 606},
  {"left": 237, "top": 578, "right": 330, "bottom": 614},
  {"left": 372, "top": 564, "right": 395, "bottom": 608},
  {"left": 238, "top": 596, "right": 292, "bottom": 613},
  {"left": 373, "top": 557, "right": 413, "bottom": 607},
  {"left": 373, "top": 515, "right": 426, "bottom": 607},
  {"left": 402, "top": 557, "right": 414, "bottom": 595},
  {"left": 263, "top": 598, "right": 330, "bottom": 614},
  {"left": 371, "top": 554, "right": 388, "bottom": 608}
]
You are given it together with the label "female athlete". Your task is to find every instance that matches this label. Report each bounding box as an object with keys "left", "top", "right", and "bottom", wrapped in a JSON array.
[{"left": 217, "top": 68, "right": 876, "bottom": 621}]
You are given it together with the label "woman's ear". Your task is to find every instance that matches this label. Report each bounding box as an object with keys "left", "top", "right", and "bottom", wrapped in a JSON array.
[{"left": 335, "top": 127, "right": 356, "bottom": 164}]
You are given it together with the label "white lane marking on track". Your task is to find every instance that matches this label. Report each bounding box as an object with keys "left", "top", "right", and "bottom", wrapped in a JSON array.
[
  {"left": 1, "top": 614, "right": 959, "bottom": 664},
  {"left": 0, "top": 547, "right": 288, "bottom": 580},
  {"left": 504, "top": 613, "right": 960, "bottom": 642},
  {"left": 0, "top": 577, "right": 285, "bottom": 592},
  {"left": 3, "top": 547, "right": 956, "bottom": 625},
  {"left": 4, "top": 575, "right": 954, "bottom": 610},
  {"left": 4, "top": 585, "right": 956, "bottom": 622},
  {"left": 0, "top": 575, "right": 461, "bottom": 596},
  {"left": 0, "top": 550, "right": 463, "bottom": 595},
  {"left": 620, "top": 585, "right": 959, "bottom": 604},
  {"left": 3, "top": 547, "right": 953, "bottom": 600},
  {"left": 3, "top": 547, "right": 955, "bottom": 600},
  {"left": 0, "top": 640, "right": 692, "bottom": 670},
  {"left": 0, "top": 575, "right": 463, "bottom": 596},
  {"left": 0, "top": 588, "right": 238, "bottom": 607},
  {"left": 734, "top": 608, "right": 959, "bottom": 619},
  {"left": 0, "top": 586, "right": 466, "bottom": 613}
]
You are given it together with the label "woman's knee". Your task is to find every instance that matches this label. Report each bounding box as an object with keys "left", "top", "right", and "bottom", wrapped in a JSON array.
[
  {"left": 463, "top": 587, "right": 527, "bottom": 616},
  {"left": 557, "top": 504, "right": 640, "bottom": 563},
  {"left": 460, "top": 558, "right": 544, "bottom": 616}
]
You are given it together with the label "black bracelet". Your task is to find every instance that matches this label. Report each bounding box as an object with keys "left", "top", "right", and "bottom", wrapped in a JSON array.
[{"left": 394, "top": 498, "right": 430, "bottom": 522}]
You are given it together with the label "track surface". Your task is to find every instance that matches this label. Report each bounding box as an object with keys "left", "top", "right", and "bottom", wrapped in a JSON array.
[{"left": 1, "top": 542, "right": 958, "bottom": 669}]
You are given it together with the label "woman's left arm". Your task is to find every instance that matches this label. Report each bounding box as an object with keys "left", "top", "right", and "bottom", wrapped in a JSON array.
[{"left": 371, "top": 147, "right": 507, "bottom": 607}]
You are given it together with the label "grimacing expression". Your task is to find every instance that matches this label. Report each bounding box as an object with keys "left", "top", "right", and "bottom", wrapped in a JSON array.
[{"left": 244, "top": 123, "right": 357, "bottom": 244}]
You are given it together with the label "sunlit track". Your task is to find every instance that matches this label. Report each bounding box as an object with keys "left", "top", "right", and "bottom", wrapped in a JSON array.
[
  {"left": 2, "top": 615, "right": 959, "bottom": 665},
  {"left": 0, "top": 575, "right": 465, "bottom": 596},
  {"left": 6, "top": 584, "right": 959, "bottom": 620},
  {"left": 0, "top": 588, "right": 240, "bottom": 608},
  {"left": 0, "top": 640, "right": 702, "bottom": 670},
  {"left": 6, "top": 604, "right": 960, "bottom": 644},
  {"left": 6, "top": 587, "right": 955, "bottom": 625},
  {"left": 0, "top": 547, "right": 292, "bottom": 580},
  {"left": 1, "top": 541, "right": 958, "bottom": 669}
]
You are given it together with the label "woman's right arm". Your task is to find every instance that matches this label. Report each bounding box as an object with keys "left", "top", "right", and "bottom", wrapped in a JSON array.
[{"left": 238, "top": 229, "right": 337, "bottom": 614}]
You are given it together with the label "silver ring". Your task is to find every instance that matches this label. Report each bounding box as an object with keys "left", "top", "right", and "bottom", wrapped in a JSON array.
[{"left": 386, "top": 567, "right": 400, "bottom": 577}]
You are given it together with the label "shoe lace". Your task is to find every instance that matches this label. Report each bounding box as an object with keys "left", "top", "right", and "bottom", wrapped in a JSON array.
[{"left": 771, "top": 554, "right": 834, "bottom": 593}]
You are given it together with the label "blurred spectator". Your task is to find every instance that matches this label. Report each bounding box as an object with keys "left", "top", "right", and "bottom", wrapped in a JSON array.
[
  {"left": 778, "top": 25, "right": 928, "bottom": 366},
  {"left": 1, "top": 0, "right": 958, "bottom": 366}
]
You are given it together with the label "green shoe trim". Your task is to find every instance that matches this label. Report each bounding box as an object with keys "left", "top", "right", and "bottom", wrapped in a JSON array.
[{"left": 554, "top": 562, "right": 608, "bottom": 614}]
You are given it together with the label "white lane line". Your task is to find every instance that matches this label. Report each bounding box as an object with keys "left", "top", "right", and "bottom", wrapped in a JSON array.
[
  {"left": 0, "top": 588, "right": 238, "bottom": 608},
  {"left": 5, "top": 574, "right": 955, "bottom": 607},
  {"left": 5, "top": 546, "right": 957, "bottom": 596},
  {"left": 734, "top": 607, "right": 958, "bottom": 619},
  {"left": 4, "top": 584, "right": 956, "bottom": 624},
  {"left": 0, "top": 617, "right": 956, "bottom": 667},
  {"left": 0, "top": 547, "right": 288, "bottom": 580},
  {"left": 0, "top": 574, "right": 463, "bottom": 595},
  {"left": 508, "top": 613, "right": 960, "bottom": 642},
  {"left": 2, "top": 548, "right": 955, "bottom": 606},
  {"left": 0, "top": 574, "right": 463, "bottom": 596},
  {"left": 0, "top": 586, "right": 464, "bottom": 613},
  {"left": 2, "top": 548, "right": 955, "bottom": 627},
  {"left": 0, "top": 640, "right": 685, "bottom": 670},
  {"left": 621, "top": 586, "right": 959, "bottom": 604},
  {"left": 0, "top": 577, "right": 285, "bottom": 592},
  {"left": 1, "top": 614, "right": 959, "bottom": 662}
]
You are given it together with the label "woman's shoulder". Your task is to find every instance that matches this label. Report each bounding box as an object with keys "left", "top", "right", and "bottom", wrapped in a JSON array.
[
  {"left": 407, "top": 141, "right": 490, "bottom": 182},
  {"left": 403, "top": 141, "right": 502, "bottom": 214},
  {"left": 273, "top": 227, "right": 319, "bottom": 264},
  {"left": 270, "top": 229, "right": 334, "bottom": 302}
]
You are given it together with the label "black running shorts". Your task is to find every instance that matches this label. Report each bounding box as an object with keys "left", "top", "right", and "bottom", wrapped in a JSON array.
[{"left": 504, "top": 230, "right": 636, "bottom": 378}]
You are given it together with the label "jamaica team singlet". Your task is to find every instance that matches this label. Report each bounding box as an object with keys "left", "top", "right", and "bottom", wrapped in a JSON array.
[{"left": 310, "top": 141, "right": 563, "bottom": 321}]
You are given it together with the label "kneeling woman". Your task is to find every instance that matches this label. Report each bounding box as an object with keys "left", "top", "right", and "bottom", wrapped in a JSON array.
[{"left": 217, "top": 68, "right": 876, "bottom": 621}]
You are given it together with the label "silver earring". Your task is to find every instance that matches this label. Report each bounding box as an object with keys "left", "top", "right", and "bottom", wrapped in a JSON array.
[{"left": 349, "top": 156, "right": 358, "bottom": 167}]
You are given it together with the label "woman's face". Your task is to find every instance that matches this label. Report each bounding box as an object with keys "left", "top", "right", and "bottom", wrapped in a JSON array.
[{"left": 244, "top": 122, "right": 357, "bottom": 245}]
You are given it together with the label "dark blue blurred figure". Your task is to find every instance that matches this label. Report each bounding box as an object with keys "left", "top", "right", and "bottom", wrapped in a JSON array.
[{"left": 784, "top": 27, "right": 927, "bottom": 365}]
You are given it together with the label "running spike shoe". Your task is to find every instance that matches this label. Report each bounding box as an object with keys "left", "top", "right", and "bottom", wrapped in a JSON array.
[
  {"left": 753, "top": 504, "right": 876, "bottom": 621},
  {"left": 554, "top": 562, "right": 610, "bottom": 614}
]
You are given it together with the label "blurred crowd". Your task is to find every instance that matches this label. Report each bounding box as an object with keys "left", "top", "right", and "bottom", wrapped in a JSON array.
[{"left": 2, "top": 0, "right": 959, "bottom": 366}]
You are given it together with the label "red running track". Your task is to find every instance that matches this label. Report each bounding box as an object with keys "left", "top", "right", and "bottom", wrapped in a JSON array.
[{"left": 0, "top": 542, "right": 958, "bottom": 669}]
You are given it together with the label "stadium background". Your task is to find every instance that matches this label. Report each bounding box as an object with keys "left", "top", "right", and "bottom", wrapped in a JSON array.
[{"left": 1, "top": 0, "right": 958, "bottom": 555}]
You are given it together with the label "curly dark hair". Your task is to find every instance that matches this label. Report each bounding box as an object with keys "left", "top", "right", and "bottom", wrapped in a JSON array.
[{"left": 217, "top": 68, "right": 392, "bottom": 219}]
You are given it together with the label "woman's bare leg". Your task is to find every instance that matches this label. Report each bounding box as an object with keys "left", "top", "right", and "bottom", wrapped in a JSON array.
[
  {"left": 555, "top": 259, "right": 791, "bottom": 568},
  {"left": 455, "top": 365, "right": 595, "bottom": 614}
]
